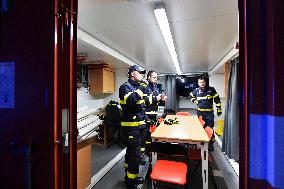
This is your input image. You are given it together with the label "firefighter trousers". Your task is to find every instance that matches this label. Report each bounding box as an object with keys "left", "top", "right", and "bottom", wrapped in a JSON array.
[{"left": 121, "top": 125, "right": 146, "bottom": 180}]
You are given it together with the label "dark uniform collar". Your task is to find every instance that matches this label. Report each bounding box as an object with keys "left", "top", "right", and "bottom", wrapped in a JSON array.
[
  {"left": 148, "top": 82, "right": 156, "bottom": 88},
  {"left": 128, "top": 78, "right": 140, "bottom": 86},
  {"left": 199, "top": 86, "right": 211, "bottom": 93},
  {"left": 198, "top": 87, "right": 206, "bottom": 94}
]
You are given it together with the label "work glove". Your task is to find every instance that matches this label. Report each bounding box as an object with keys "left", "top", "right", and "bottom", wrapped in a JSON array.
[
  {"left": 217, "top": 109, "right": 222, "bottom": 116},
  {"left": 139, "top": 82, "right": 147, "bottom": 89},
  {"left": 164, "top": 118, "right": 179, "bottom": 125},
  {"left": 146, "top": 119, "right": 155, "bottom": 125},
  {"left": 145, "top": 116, "right": 156, "bottom": 125},
  {"left": 192, "top": 99, "right": 198, "bottom": 104},
  {"left": 139, "top": 79, "right": 148, "bottom": 89}
]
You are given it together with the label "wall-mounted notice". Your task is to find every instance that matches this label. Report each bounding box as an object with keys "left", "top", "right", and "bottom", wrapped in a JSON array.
[{"left": 0, "top": 62, "right": 15, "bottom": 108}]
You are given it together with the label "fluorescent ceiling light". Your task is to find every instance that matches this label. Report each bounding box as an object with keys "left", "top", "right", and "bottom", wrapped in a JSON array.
[{"left": 154, "top": 6, "right": 182, "bottom": 75}]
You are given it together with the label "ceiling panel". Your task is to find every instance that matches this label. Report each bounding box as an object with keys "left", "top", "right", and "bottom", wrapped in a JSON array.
[
  {"left": 78, "top": 39, "right": 131, "bottom": 70},
  {"left": 175, "top": 14, "right": 238, "bottom": 72},
  {"left": 214, "top": 64, "right": 225, "bottom": 74},
  {"left": 78, "top": 0, "right": 238, "bottom": 74}
]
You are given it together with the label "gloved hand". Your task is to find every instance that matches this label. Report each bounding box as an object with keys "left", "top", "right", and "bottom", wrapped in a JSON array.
[
  {"left": 147, "top": 119, "right": 155, "bottom": 125},
  {"left": 139, "top": 79, "right": 148, "bottom": 89},
  {"left": 192, "top": 99, "right": 198, "bottom": 104},
  {"left": 145, "top": 116, "right": 155, "bottom": 125},
  {"left": 217, "top": 109, "right": 222, "bottom": 116},
  {"left": 139, "top": 82, "right": 147, "bottom": 89}
]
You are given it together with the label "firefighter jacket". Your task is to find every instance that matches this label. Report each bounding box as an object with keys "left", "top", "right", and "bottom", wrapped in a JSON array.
[
  {"left": 119, "top": 79, "right": 147, "bottom": 126},
  {"left": 144, "top": 82, "right": 160, "bottom": 115},
  {"left": 190, "top": 86, "right": 222, "bottom": 113}
]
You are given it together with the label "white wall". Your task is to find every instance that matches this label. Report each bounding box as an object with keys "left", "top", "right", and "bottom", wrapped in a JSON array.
[
  {"left": 77, "top": 87, "right": 105, "bottom": 110},
  {"left": 209, "top": 73, "right": 225, "bottom": 97},
  {"left": 77, "top": 69, "right": 128, "bottom": 110}
]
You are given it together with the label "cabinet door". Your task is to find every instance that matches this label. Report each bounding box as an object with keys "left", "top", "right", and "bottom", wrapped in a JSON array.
[
  {"left": 89, "top": 68, "right": 103, "bottom": 93},
  {"left": 103, "top": 68, "right": 115, "bottom": 93}
]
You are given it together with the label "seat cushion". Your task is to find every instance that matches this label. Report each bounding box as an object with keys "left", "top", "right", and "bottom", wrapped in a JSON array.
[
  {"left": 188, "top": 149, "right": 213, "bottom": 162},
  {"left": 150, "top": 160, "right": 188, "bottom": 185},
  {"left": 149, "top": 125, "right": 157, "bottom": 133},
  {"left": 176, "top": 112, "right": 191, "bottom": 116}
]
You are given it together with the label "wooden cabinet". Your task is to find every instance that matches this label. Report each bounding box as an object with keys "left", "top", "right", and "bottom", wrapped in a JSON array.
[{"left": 89, "top": 64, "right": 115, "bottom": 94}]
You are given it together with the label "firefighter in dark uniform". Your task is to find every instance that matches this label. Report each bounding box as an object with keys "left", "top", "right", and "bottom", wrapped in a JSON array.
[
  {"left": 119, "top": 65, "right": 147, "bottom": 188},
  {"left": 145, "top": 71, "right": 167, "bottom": 122},
  {"left": 141, "top": 71, "right": 167, "bottom": 156},
  {"left": 190, "top": 76, "right": 222, "bottom": 151}
]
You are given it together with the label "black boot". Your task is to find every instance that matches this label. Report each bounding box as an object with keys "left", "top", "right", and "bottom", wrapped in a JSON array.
[
  {"left": 124, "top": 181, "right": 139, "bottom": 189},
  {"left": 125, "top": 177, "right": 145, "bottom": 185},
  {"left": 133, "top": 177, "right": 144, "bottom": 184}
]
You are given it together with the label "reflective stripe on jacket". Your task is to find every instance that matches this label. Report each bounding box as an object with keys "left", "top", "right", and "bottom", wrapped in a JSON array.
[
  {"left": 144, "top": 82, "right": 160, "bottom": 114},
  {"left": 190, "top": 86, "right": 221, "bottom": 112}
]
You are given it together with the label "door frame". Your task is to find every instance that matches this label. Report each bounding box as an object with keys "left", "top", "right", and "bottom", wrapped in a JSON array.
[
  {"left": 54, "top": 0, "right": 78, "bottom": 188},
  {"left": 239, "top": 0, "right": 248, "bottom": 189}
]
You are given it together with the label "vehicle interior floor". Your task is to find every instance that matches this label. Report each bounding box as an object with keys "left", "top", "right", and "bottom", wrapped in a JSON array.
[
  {"left": 93, "top": 143, "right": 239, "bottom": 189},
  {"left": 91, "top": 143, "right": 125, "bottom": 175}
]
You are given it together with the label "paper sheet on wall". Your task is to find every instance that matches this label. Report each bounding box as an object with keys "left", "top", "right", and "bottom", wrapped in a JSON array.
[{"left": 0, "top": 62, "right": 15, "bottom": 108}]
